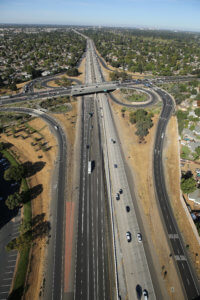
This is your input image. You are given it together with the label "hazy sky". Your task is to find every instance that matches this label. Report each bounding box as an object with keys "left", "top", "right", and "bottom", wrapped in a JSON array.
[{"left": 0, "top": 0, "right": 200, "bottom": 31}]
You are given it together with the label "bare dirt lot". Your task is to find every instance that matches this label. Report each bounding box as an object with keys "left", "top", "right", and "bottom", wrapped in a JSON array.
[{"left": 110, "top": 99, "right": 185, "bottom": 299}]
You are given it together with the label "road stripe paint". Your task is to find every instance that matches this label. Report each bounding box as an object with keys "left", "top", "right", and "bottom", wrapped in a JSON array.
[{"left": 64, "top": 201, "right": 75, "bottom": 293}]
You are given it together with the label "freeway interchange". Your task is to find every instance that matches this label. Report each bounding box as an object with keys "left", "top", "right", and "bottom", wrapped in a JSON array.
[{"left": 0, "top": 34, "right": 200, "bottom": 300}]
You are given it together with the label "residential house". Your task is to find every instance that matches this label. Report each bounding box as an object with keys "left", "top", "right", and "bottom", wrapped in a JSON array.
[
  {"left": 182, "top": 128, "right": 196, "bottom": 141},
  {"left": 188, "top": 189, "right": 200, "bottom": 205},
  {"left": 194, "top": 125, "right": 200, "bottom": 136},
  {"left": 188, "top": 141, "right": 200, "bottom": 152}
]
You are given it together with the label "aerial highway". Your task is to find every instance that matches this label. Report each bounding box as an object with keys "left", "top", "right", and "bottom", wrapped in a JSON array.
[
  {"left": 1, "top": 33, "right": 200, "bottom": 300},
  {"left": 72, "top": 35, "right": 157, "bottom": 299}
]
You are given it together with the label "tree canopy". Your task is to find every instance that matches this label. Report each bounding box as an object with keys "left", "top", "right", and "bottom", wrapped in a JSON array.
[
  {"left": 5, "top": 192, "right": 22, "bottom": 210},
  {"left": 181, "top": 177, "right": 196, "bottom": 194},
  {"left": 4, "top": 165, "right": 24, "bottom": 181},
  {"left": 129, "top": 109, "right": 153, "bottom": 140}
]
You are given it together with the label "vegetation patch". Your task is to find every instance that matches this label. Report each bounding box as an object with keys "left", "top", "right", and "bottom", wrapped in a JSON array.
[
  {"left": 181, "top": 171, "right": 197, "bottom": 194},
  {"left": 40, "top": 96, "right": 71, "bottom": 110},
  {"left": 121, "top": 88, "right": 148, "bottom": 102},
  {"left": 181, "top": 145, "right": 191, "bottom": 160},
  {"left": 129, "top": 109, "right": 154, "bottom": 141}
]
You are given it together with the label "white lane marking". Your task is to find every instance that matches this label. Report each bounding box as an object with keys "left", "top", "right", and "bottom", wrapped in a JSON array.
[
  {"left": 3, "top": 278, "right": 12, "bottom": 281},
  {"left": 187, "top": 278, "right": 190, "bottom": 285},
  {"left": 0, "top": 285, "right": 10, "bottom": 287}
]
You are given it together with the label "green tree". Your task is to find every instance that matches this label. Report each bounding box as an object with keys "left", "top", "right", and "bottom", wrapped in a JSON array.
[
  {"left": 4, "top": 165, "right": 24, "bottom": 181},
  {"left": 181, "top": 177, "right": 196, "bottom": 194},
  {"left": 194, "top": 108, "right": 200, "bottom": 117},
  {"left": 195, "top": 146, "right": 200, "bottom": 158},
  {"left": 19, "top": 220, "right": 32, "bottom": 234},
  {"left": 6, "top": 231, "right": 32, "bottom": 252},
  {"left": 5, "top": 192, "right": 22, "bottom": 210}
]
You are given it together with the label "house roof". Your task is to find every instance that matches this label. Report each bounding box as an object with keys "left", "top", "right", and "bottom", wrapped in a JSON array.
[
  {"left": 182, "top": 128, "right": 196, "bottom": 140},
  {"left": 188, "top": 189, "right": 200, "bottom": 204},
  {"left": 194, "top": 125, "right": 200, "bottom": 134},
  {"left": 188, "top": 141, "right": 200, "bottom": 152}
]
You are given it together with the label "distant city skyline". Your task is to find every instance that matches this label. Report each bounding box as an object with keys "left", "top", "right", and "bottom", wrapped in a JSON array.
[{"left": 0, "top": 0, "right": 200, "bottom": 32}]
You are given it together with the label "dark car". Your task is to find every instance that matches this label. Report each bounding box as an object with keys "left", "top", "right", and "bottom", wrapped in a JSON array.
[
  {"left": 114, "top": 164, "right": 118, "bottom": 168},
  {"left": 136, "top": 284, "right": 142, "bottom": 299},
  {"left": 119, "top": 188, "right": 123, "bottom": 194},
  {"left": 126, "top": 206, "right": 130, "bottom": 212},
  {"left": 126, "top": 231, "right": 131, "bottom": 242},
  {"left": 116, "top": 193, "right": 120, "bottom": 200}
]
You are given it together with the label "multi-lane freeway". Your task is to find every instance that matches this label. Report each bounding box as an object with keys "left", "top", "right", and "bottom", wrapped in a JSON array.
[
  {"left": 0, "top": 31, "right": 200, "bottom": 300},
  {"left": 74, "top": 38, "right": 113, "bottom": 300}
]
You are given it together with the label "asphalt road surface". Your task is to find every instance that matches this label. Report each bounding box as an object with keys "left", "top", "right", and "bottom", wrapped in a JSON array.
[
  {"left": 74, "top": 95, "right": 112, "bottom": 300},
  {"left": 153, "top": 89, "right": 200, "bottom": 300},
  {"left": 74, "top": 38, "right": 113, "bottom": 300}
]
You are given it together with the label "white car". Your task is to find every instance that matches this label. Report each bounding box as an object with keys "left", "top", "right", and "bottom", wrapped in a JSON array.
[
  {"left": 137, "top": 233, "right": 142, "bottom": 242},
  {"left": 126, "top": 231, "right": 131, "bottom": 242},
  {"left": 116, "top": 193, "right": 120, "bottom": 200},
  {"left": 143, "top": 289, "right": 148, "bottom": 299}
]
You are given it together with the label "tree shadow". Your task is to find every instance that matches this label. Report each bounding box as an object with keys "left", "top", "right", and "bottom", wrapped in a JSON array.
[
  {"left": 1, "top": 142, "right": 13, "bottom": 150},
  {"left": 32, "top": 212, "right": 45, "bottom": 227},
  {"left": 32, "top": 220, "right": 51, "bottom": 240},
  {"left": 45, "top": 146, "right": 52, "bottom": 152},
  {"left": 8, "top": 285, "right": 24, "bottom": 300},
  {"left": 182, "top": 170, "right": 193, "bottom": 180},
  {"left": 22, "top": 161, "right": 46, "bottom": 177},
  {"left": 22, "top": 184, "right": 43, "bottom": 203},
  {"left": 31, "top": 213, "right": 50, "bottom": 239}
]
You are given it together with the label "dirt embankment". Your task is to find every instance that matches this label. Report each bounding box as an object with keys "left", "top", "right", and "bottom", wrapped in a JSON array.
[{"left": 110, "top": 100, "right": 185, "bottom": 299}]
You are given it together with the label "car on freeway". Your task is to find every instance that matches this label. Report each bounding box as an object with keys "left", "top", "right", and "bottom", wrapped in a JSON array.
[
  {"left": 143, "top": 289, "right": 148, "bottom": 299},
  {"left": 126, "top": 206, "right": 130, "bottom": 212},
  {"left": 86, "top": 145, "right": 90, "bottom": 149},
  {"left": 126, "top": 231, "right": 131, "bottom": 242},
  {"left": 137, "top": 233, "right": 142, "bottom": 242},
  {"left": 136, "top": 284, "right": 142, "bottom": 298},
  {"left": 119, "top": 188, "right": 123, "bottom": 194},
  {"left": 116, "top": 193, "right": 120, "bottom": 200},
  {"left": 114, "top": 164, "right": 118, "bottom": 168}
]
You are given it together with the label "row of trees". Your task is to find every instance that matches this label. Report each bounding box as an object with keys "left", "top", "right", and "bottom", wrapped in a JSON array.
[
  {"left": 0, "top": 29, "right": 86, "bottom": 88},
  {"left": 109, "top": 71, "right": 131, "bottom": 81},
  {"left": 84, "top": 28, "right": 200, "bottom": 76}
]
